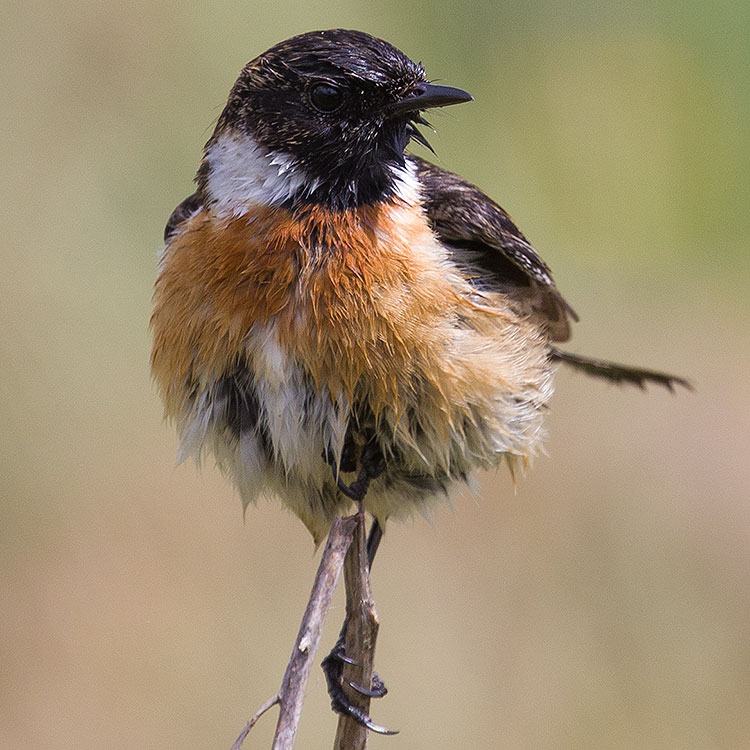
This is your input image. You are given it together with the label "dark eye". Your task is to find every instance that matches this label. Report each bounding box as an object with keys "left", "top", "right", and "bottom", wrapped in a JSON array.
[{"left": 310, "top": 83, "right": 344, "bottom": 112}]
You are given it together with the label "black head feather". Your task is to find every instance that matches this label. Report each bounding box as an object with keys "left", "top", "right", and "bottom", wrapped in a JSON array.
[{"left": 206, "top": 30, "right": 470, "bottom": 209}]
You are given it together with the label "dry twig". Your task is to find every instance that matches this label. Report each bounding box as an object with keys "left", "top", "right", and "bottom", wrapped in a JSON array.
[
  {"left": 332, "top": 511, "right": 384, "bottom": 750},
  {"left": 230, "top": 694, "right": 281, "bottom": 750},
  {"left": 231, "top": 515, "right": 358, "bottom": 750}
]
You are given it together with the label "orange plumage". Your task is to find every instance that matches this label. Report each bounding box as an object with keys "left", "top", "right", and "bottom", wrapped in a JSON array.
[{"left": 151, "top": 195, "right": 553, "bottom": 542}]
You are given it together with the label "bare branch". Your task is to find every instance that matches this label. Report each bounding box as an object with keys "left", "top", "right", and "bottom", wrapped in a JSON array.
[
  {"left": 333, "top": 513, "right": 383, "bottom": 749},
  {"left": 271, "top": 515, "right": 357, "bottom": 749},
  {"left": 231, "top": 515, "right": 357, "bottom": 750}
]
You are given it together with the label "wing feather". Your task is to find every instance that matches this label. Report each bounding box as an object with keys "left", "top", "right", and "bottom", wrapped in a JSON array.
[
  {"left": 164, "top": 192, "right": 203, "bottom": 242},
  {"left": 410, "top": 155, "right": 576, "bottom": 342},
  {"left": 410, "top": 155, "right": 689, "bottom": 390}
]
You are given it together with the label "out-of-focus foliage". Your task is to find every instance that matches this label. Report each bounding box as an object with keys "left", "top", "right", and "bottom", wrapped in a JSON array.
[{"left": 1, "top": 2, "right": 748, "bottom": 748}]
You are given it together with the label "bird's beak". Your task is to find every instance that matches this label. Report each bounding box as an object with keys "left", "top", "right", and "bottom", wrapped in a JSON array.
[{"left": 389, "top": 82, "right": 474, "bottom": 115}]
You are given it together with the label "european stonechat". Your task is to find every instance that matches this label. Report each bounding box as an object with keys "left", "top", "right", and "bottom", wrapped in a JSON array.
[{"left": 151, "top": 29, "right": 689, "bottom": 729}]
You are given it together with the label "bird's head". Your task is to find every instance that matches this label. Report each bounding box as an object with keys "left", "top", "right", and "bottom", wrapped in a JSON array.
[{"left": 200, "top": 29, "right": 472, "bottom": 211}]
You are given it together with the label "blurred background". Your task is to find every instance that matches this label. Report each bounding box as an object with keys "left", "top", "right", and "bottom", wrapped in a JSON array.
[{"left": 2, "top": 1, "right": 748, "bottom": 748}]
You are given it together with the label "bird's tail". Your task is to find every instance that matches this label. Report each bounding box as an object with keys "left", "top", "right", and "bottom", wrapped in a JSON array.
[{"left": 550, "top": 348, "right": 692, "bottom": 393}]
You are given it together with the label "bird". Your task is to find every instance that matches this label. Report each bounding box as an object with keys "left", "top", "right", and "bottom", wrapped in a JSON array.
[{"left": 150, "top": 28, "right": 689, "bottom": 731}]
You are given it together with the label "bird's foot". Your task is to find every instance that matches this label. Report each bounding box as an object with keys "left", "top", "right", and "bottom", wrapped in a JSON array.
[
  {"left": 325, "top": 439, "right": 386, "bottom": 502},
  {"left": 321, "top": 640, "right": 396, "bottom": 735},
  {"left": 335, "top": 471, "right": 371, "bottom": 502}
]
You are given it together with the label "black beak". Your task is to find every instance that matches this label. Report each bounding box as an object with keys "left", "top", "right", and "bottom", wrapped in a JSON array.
[{"left": 389, "top": 82, "right": 473, "bottom": 115}]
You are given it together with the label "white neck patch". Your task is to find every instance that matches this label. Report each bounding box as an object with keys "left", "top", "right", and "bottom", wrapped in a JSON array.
[
  {"left": 391, "top": 158, "right": 421, "bottom": 205},
  {"left": 204, "top": 131, "right": 422, "bottom": 215},
  {"left": 204, "top": 133, "right": 318, "bottom": 216}
]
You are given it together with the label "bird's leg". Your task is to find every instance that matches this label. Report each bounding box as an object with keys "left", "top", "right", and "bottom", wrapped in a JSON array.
[
  {"left": 325, "top": 435, "right": 387, "bottom": 502},
  {"left": 321, "top": 514, "right": 395, "bottom": 734},
  {"left": 365, "top": 513, "right": 384, "bottom": 570}
]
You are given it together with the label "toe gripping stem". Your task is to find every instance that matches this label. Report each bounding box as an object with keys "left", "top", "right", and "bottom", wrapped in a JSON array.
[
  {"left": 319, "top": 496, "right": 395, "bottom": 734},
  {"left": 321, "top": 635, "right": 396, "bottom": 735},
  {"left": 326, "top": 438, "right": 386, "bottom": 502}
]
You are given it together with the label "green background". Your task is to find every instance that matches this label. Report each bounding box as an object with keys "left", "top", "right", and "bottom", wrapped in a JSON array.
[{"left": 2, "top": 1, "right": 749, "bottom": 748}]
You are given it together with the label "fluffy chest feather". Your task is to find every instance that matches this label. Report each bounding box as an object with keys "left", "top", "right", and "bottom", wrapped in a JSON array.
[
  {"left": 152, "top": 199, "right": 463, "bottom": 410},
  {"left": 151, "top": 195, "right": 554, "bottom": 540}
]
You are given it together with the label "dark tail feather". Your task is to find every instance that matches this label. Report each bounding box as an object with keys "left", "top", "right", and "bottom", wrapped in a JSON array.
[{"left": 550, "top": 348, "right": 693, "bottom": 393}]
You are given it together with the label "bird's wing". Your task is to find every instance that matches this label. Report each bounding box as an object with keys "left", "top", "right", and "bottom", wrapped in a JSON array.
[
  {"left": 410, "top": 155, "right": 576, "bottom": 342},
  {"left": 164, "top": 192, "right": 203, "bottom": 242},
  {"left": 411, "top": 156, "right": 689, "bottom": 391}
]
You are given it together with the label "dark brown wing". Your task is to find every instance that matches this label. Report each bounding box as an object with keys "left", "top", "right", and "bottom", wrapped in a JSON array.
[
  {"left": 410, "top": 155, "right": 577, "bottom": 342},
  {"left": 411, "top": 156, "right": 690, "bottom": 391},
  {"left": 164, "top": 192, "right": 203, "bottom": 242}
]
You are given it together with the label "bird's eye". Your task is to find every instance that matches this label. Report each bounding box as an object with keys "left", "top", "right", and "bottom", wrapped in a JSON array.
[{"left": 310, "top": 83, "right": 344, "bottom": 113}]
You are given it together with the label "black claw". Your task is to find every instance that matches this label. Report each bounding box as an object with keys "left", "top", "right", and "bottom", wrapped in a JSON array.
[
  {"left": 333, "top": 696, "right": 398, "bottom": 736},
  {"left": 362, "top": 717, "right": 399, "bottom": 736},
  {"left": 321, "top": 640, "right": 396, "bottom": 735},
  {"left": 331, "top": 643, "right": 358, "bottom": 666},
  {"left": 349, "top": 672, "right": 388, "bottom": 698}
]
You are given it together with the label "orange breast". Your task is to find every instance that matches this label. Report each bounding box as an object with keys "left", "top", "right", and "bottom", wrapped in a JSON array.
[{"left": 150, "top": 199, "right": 467, "bottom": 420}]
